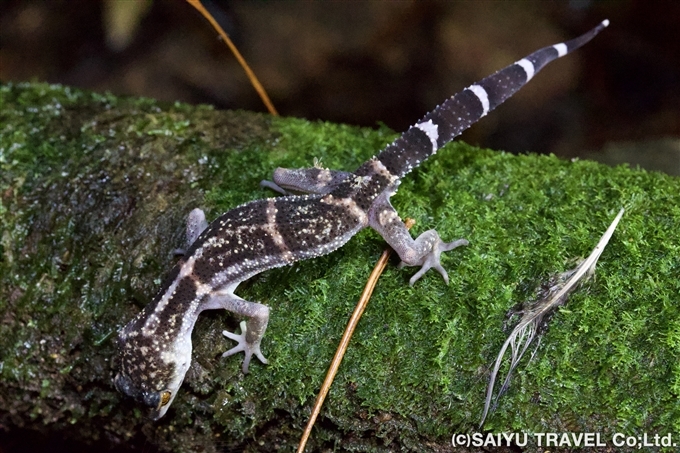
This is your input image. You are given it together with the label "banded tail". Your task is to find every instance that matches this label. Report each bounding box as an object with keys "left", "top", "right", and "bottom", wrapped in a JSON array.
[{"left": 376, "top": 20, "right": 609, "bottom": 178}]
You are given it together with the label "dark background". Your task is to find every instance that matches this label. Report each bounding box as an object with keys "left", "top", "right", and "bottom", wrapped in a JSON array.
[{"left": 1, "top": 0, "right": 679, "bottom": 174}]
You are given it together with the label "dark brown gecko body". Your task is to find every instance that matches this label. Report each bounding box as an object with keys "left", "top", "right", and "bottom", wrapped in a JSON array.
[{"left": 115, "top": 21, "right": 609, "bottom": 419}]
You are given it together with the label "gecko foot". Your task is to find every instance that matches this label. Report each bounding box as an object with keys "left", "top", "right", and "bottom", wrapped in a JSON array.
[
  {"left": 222, "top": 321, "right": 269, "bottom": 373},
  {"left": 399, "top": 233, "right": 469, "bottom": 286}
]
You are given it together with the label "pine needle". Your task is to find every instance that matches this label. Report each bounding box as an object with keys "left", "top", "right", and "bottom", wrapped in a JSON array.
[
  {"left": 185, "top": 0, "right": 278, "bottom": 116},
  {"left": 296, "top": 218, "right": 416, "bottom": 453}
]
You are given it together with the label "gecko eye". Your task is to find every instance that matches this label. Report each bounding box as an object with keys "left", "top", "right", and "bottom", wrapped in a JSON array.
[{"left": 159, "top": 390, "right": 172, "bottom": 408}]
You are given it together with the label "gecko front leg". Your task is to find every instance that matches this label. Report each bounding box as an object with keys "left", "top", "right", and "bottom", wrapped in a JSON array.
[
  {"left": 202, "top": 289, "right": 270, "bottom": 373},
  {"left": 368, "top": 190, "right": 468, "bottom": 286},
  {"left": 174, "top": 208, "right": 209, "bottom": 256},
  {"left": 185, "top": 208, "right": 208, "bottom": 245}
]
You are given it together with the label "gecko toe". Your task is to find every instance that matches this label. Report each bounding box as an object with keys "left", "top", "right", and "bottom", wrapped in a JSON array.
[
  {"left": 443, "top": 238, "right": 469, "bottom": 251},
  {"left": 222, "top": 321, "right": 268, "bottom": 373},
  {"left": 433, "top": 264, "right": 450, "bottom": 285},
  {"left": 408, "top": 235, "right": 467, "bottom": 286},
  {"left": 222, "top": 328, "right": 246, "bottom": 357},
  {"left": 409, "top": 266, "right": 430, "bottom": 286}
]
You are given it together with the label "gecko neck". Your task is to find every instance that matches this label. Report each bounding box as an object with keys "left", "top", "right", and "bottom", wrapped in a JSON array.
[{"left": 139, "top": 260, "right": 207, "bottom": 346}]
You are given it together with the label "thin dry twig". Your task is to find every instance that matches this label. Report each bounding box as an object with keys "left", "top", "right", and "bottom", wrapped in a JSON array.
[
  {"left": 185, "top": 0, "right": 278, "bottom": 116},
  {"left": 296, "top": 218, "right": 416, "bottom": 453}
]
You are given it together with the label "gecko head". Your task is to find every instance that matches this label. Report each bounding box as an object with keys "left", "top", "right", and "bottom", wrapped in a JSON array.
[{"left": 114, "top": 314, "right": 193, "bottom": 420}]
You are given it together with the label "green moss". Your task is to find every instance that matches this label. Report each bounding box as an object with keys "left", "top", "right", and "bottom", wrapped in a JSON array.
[{"left": 1, "top": 82, "right": 679, "bottom": 452}]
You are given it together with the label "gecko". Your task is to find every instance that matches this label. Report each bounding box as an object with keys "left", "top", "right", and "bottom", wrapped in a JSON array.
[{"left": 114, "top": 20, "right": 609, "bottom": 419}]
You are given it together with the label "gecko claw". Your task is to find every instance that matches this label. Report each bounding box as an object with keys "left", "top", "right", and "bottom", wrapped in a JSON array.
[{"left": 222, "top": 321, "right": 268, "bottom": 374}]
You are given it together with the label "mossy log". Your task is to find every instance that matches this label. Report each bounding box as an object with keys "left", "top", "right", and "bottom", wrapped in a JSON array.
[{"left": 1, "top": 83, "right": 679, "bottom": 452}]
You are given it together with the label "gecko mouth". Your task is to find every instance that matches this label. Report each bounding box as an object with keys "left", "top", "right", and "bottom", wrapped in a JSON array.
[{"left": 114, "top": 373, "right": 162, "bottom": 409}]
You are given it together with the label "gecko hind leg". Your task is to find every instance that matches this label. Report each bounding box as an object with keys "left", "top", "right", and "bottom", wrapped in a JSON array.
[
  {"left": 261, "top": 166, "right": 351, "bottom": 195},
  {"left": 396, "top": 230, "right": 468, "bottom": 285},
  {"left": 202, "top": 291, "right": 270, "bottom": 373},
  {"left": 368, "top": 191, "right": 468, "bottom": 286}
]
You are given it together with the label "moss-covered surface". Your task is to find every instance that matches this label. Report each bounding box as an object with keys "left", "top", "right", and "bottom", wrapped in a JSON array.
[{"left": 1, "top": 82, "right": 679, "bottom": 452}]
